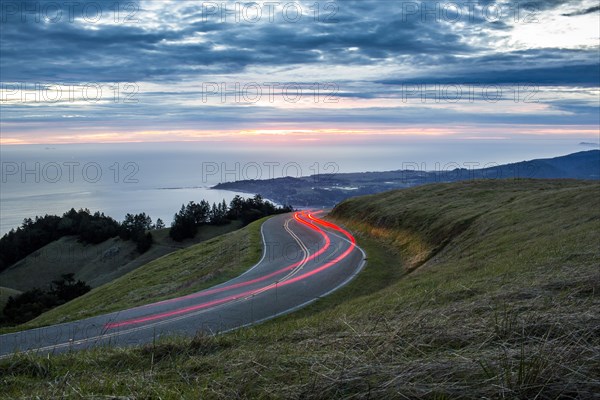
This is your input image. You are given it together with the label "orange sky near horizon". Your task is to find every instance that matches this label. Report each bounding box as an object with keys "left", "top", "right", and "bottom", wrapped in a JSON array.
[{"left": 1, "top": 125, "right": 599, "bottom": 146}]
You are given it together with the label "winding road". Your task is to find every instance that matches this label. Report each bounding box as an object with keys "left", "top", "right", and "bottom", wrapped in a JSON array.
[{"left": 0, "top": 211, "right": 365, "bottom": 358}]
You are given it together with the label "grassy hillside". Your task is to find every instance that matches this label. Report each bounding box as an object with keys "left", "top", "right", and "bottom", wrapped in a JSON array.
[
  {"left": 0, "top": 221, "right": 243, "bottom": 292},
  {"left": 15, "top": 218, "right": 262, "bottom": 329},
  {"left": 0, "top": 236, "right": 138, "bottom": 292},
  {"left": 1, "top": 180, "right": 598, "bottom": 399}
]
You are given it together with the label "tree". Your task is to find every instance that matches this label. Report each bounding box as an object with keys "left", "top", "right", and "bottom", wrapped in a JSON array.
[
  {"left": 209, "top": 201, "right": 228, "bottom": 225},
  {"left": 51, "top": 273, "right": 91, "bottom": 302},
  {"left": 0, "top": 209, "right": 119, "bottom": 272},
  {"left": 2, "top": 273, "right": 91, "bottom": 325},
  {"left": 121, "top": 212, "right": 152, "bottom": 239},
  {"left": 186, "top": 201, "right": 210, "bottom": 225},
  {"left": 136, "top": 232, "right": 153, "bottom": 253},
  {"left": 228, "top": 195, "right": 245, "bottom": 219},
  {"left": 168, "top": 196, "right": 291, "bottom": 240},
  {"left": 169, "top": 205, "right": 197, "bottom": 241},
  {"left": 134, "top": 213, "right": 153, "bottom": 231},
  {"left": 155, "top": 218, "right": 165, "bottom": 229},
  {"left": 120, "top": 213, "right": 136, "bottom": 240},
  {"left": 119, "top": 213, "right": 153, "bottom": 252},
  {"left": 3, "top": 289, "right": 57, "bottom": 324}
]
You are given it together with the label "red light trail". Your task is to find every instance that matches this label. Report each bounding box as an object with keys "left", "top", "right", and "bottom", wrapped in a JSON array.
[
  {"left": 104, "top": 212, "right": 356, "bottom": 330},
  {"left": 135, "top": 212, "right": 331, "bottom": 309}
]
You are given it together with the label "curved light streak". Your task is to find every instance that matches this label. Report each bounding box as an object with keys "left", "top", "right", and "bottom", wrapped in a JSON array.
[{"left": 105, "top": 211, "right": 356, "bottom": 330}]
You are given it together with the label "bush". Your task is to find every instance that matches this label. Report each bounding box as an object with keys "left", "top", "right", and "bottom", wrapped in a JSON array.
[{"left": 2, "top": 274, "right": 91, "bottom": 325}]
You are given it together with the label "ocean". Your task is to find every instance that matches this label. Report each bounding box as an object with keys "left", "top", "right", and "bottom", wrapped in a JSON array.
[{"left": 0, "top": 138, "right": 595, "bottom": 235}]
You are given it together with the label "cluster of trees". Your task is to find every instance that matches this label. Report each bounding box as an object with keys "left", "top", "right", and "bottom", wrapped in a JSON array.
[
  {"left": 228, "top": 194, "right": 291, "bottom": 224},
  {"left": 1, "top": 273, "right": 91, "bottom": 324},
  {"left": 0, "top": 195, "right": 290, "bottom": 270},
  {"left": 119, "top": 212, "right": 158, "bottom": 253},
  {"left": 0, "top": 209, "right": 121, "bottom": 273},
  {"left": 0, "top": 194, "right": 291, "bottom": 325},
  {"left": 0, "top": 209, "right": 164, "bottom": 274},
  {"left": 170, "top": 195, "right": 292, "bottom": 241}
]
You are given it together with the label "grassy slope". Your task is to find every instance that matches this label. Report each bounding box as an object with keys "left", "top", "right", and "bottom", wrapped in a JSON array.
[
  {"left": 0, "top": 221, "right": 243, "bottom": 292},
  {"left": 15, "top": 218, "right": 262, "bottom": 329},
  {"left": 90, "top": 222, "right": 243, "bottom": 289},
  {"left": 1, "top": 180, "right": 599, "bottom": 399},
  {"left": 0, "top": 236, "right": 137, "bottom": 292}
]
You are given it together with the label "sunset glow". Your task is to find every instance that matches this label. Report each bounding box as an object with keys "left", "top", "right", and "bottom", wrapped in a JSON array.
[{"left": 1, "top": 1, "right": 598, "bottom": 145}]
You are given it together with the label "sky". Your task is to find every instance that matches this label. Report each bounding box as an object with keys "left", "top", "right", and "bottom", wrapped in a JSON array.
[{"left": 0, "top": 0, "right": 599, "bottom": 145}]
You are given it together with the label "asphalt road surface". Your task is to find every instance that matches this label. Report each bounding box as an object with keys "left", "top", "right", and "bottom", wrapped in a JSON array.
[{"left": 0, "top": 211, "right": 365, "bottom": 358}]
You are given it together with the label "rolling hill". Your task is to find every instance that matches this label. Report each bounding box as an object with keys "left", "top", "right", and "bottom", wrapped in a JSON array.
[
  {"left": 0, "top": 222, "right": 243, "bottom": 293},
  {"left": 7, "top": 218, "right": 263, "bottom": 330},
  {"left": 2, "top": 179, "right": 598, "bottom": 399},
  {"left": 213, "top": 150, "right": 600, "bottom": 207}
]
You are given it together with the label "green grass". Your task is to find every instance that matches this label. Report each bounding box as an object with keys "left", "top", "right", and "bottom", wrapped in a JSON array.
[
  {"left": 0, "top": 218, "right": 263, "bottom": 333},
  {"left": 1, "top": 180, "right": 599, "bottom": 399},
  {"left": 0, "top": 236, "right": 138, "bottom": 292},
  {"left": 0, "top": 221, "right": 243, "bottom": 292}
]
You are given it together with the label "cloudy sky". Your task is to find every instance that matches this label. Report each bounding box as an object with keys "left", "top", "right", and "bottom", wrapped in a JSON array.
[{"left": 0, "top": 0, "right": 598, "bottom": 144}]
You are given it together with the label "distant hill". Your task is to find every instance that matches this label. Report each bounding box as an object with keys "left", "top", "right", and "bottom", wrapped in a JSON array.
[
  {"left": 213, "top": 150, "right": 600, "bottom": 207},
  {"left": 479, "top": 150, "right": 600, "bottom": 179}
]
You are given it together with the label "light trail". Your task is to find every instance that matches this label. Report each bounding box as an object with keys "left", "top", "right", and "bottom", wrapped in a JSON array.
[
  {"left": 306, "top": 212, "right": 356, "bottom": 244},
  {"left": 133, "top": 212, "right": 330, "bottom": 309},
  {"left": 105, "top": 211, "right": 355, "bottom": 330}
]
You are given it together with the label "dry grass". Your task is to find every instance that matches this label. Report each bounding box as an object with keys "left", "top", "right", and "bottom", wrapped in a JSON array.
[{"left": 1, "top": 179, "right": 598, "bottom": 399}]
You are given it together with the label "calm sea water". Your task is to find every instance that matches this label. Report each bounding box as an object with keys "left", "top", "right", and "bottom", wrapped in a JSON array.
[{"left": 0, "top": 139, "right": 595, "bottom": 235}]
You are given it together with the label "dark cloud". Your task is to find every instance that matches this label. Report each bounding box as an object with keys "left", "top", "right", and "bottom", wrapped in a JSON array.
[
  {"left": 515, "top": 1, "right": 575, "bottom": 12},
  {"left": 0, "top": 0, "right": 597, "bottom": 84},
  {"left": 3, "top": 0, "right": 582, "bottom": 83},
  {"left": 1, "top": 0, "right": 598, "bottom": 139},
  {"left": 379, "top": 62, "right": 600, "bottom": 86},
  {"left": 562, "top": 5, "right": 600, "bottom": 16}
]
